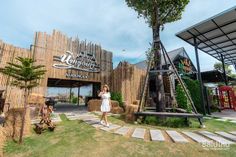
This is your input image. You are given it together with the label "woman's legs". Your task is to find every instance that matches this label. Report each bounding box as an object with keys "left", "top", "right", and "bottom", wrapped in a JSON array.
[
  {"left": 100, "top": 112, "right": 105, "bottom": 121},
  {"left": 104, "top": 112, "right": 109, "bottom": 126}
]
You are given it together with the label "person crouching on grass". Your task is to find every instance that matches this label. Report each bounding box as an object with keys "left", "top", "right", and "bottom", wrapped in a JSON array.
[{"left": 98, "top": 84, "right": 111, "bottom": 127}]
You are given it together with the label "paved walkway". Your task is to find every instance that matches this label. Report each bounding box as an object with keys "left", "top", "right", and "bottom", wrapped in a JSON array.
[
  {"left": 63, "top": 112, "right": 236, "bottom": 144},
  {"left": 211, "top": 110, "right": 236, "bottom": 123}
]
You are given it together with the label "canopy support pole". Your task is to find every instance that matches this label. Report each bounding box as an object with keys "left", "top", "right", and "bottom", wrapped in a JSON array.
[
  {"left": 220, "top": 54, "right": 228, "bottom": 85},
  {"left": 194, "top": 37, "right": 206, "bottom": 115},
  {"left": 77, "top": 86, "right": 80, "bottom": 106}
]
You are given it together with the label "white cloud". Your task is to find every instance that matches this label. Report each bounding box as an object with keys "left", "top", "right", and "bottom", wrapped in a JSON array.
[{"left": 0, "top": 0, "right": 235, "bottom": 71}]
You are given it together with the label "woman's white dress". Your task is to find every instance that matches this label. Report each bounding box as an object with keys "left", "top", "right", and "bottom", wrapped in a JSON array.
[{"left": 100, "top": 92, "right": 111, "bottom": 112}]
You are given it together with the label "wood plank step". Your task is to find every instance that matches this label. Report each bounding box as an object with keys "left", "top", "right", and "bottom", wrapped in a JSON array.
[
  {"left": 166, "top": 130, "right": 188, "bottom": 143},
  {"left": 114, "top": 126, "right": 131, "bottom": 136},
  {"left": 150, "top": 129, "right": 165, "bottom": 141},
  {"left": 215, "top": 131, "right": 236, "bottom": 142},
  {"left": 182, "top": 131, "right": 212, "bottom": 144},
  {"left": 132, "top": 128, "right": 146, "bottom": 139},
  {"left": 199, "top": 131, "right": 234, "bottom": 145}
]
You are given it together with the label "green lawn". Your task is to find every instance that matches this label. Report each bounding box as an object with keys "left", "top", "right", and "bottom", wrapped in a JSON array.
[{"left": 4, "top": 115, "right": 236, "bottom": 157}]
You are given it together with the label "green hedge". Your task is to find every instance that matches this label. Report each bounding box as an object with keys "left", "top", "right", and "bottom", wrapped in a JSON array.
[
  {"left": 144, "top": 116, "right": 190, "bottom": 127},
  {"left": 183, "top": 78, "right": 203, "bottom": 114},
  {"left": 175, "top": 84, "right": 191, "bottom": 112},
  {"left": 175, "top": 78, "right": 203, "bottom": 114},
  {"left": 111, "top": 92, "right": 123, "bottom": 107}
]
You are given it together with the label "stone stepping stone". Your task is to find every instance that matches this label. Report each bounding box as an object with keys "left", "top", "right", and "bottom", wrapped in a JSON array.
[
  {"left": 150, "top": 129, "right": 165, "bottom": 141},
  {"left": 67, "top": 117, "right": 81, "bottom": 120},
  {"left": 114, "top": 126, "right": 130, "bottom": 136},
  {"left": 84, "top": 119, "right": 100, "bottom": 125},
  {"left": 79, "top": 116, "right": 97, "bottom": 120},
  {"left": 100, "top": 124, "right": 121, "bottom": 132},
  {"left": 215, "top": 131, "right": 236, "bottom": 142},
  {"left": 199, "top": 131, "right": 234, "bottom": 145},
  {"left": 91, "top": 123, "right": 103, "bottom": 128},
  {"left": 230, "top": 131, "right": 236, "bottom": 135},
  {"left": 65, "top": 113, "right": 97, "bottom": 120},
  {"left": 215, "top": 119, "right": 227, "bottom": 122},
  {"left": 166, "top": 130, "right": 188, "bottom": 143},
  {"left": 83, "top": 117, "right": 99, "bottom": 121},
  {"left": 51, "top": 114, "right": 62, "bottom": 122},
  {"left": 131, "top": 128, "right": 145, "bottom": 139},
  {"left": 182, "top": 131, "right": 212, "bottom": 144}
]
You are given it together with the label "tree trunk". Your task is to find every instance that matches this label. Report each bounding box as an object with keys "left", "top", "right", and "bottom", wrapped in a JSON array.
[
  {"left": 152, "top": 26, "right": 165, "bottom": 112},
  {"left": 19, "top": 88, "right": 28, "bottom": 144}
]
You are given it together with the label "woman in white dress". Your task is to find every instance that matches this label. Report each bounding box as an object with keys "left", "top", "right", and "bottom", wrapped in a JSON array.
[{"left": 98, "top": 84, "right": 111, "bottom": 127}]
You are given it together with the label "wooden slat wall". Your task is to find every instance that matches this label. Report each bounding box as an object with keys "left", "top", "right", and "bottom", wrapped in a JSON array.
[
  {"left": 111, "top": 61, "right": 146, "bottom": 105},
  {"left": 0, "top": 30, "right": 113, "bottom": 108},
  {"left": 0, "top": 40, "right": 30, "bottom": 108}
]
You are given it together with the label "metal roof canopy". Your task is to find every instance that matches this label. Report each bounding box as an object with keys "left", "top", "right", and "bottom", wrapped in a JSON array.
[{"left": 176, "top": 6, "right": 236, "bottom": 66}]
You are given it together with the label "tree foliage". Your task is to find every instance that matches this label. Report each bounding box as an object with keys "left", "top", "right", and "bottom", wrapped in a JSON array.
[
  {"left": 0, "top": 57, "right": 46, "bottom": 89},
  {"left": 125, "top": 0, "right": 190, "bottom": 27},
  {"left": 111, "top": 92, "right": 123, "bottom": 107},
  {"left": 0, "top": 57, "right": 46, "bottom": 143},
  {"left": 214, "top": 62, "right": 232, "bottom": 75}
]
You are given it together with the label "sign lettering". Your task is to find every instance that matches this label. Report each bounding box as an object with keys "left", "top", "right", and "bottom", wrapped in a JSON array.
[{"left": 53, "top": 51, "right": 100, "bottom": 72}]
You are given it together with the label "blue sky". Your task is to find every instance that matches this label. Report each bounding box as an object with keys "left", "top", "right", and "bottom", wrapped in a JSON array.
[{"left": 0, "top": 0, "right": 236, "bottom": 72}]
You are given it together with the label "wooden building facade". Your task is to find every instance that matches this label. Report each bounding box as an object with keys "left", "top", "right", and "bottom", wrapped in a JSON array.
[{"left": 0, "top": 30, "right": 113, "bottom": 108}]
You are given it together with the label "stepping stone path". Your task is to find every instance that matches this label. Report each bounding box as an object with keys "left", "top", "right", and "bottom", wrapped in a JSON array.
[
  {"left": 182, "top": 131, "right": 212, "bottom": 144},
  {"left": 215, "top": 131, "right": 236, "bottom": 142},
  {"left": 199, "top": 131, "right": 234, "bottom": 145},
  {"left": 230, "top": 120, "right": 236, "bottom": 124},
  {"left": 132, "top": 128, "right": 146, "bottom": 139},
  {"left": 100, "top": 124, "right": 121, "bottom": 132},
  {"left": 230, "top": 131, "right": 236, "bottom": 135},
  {"left": 114, "top": 126, "right": 131, "bottom": 136},
  {"left": 62, "top": 112, "right": 236, "bottom": 145},
  {"left": 166, "top": 130, "right": 188, "bottom": 143},
  {"left": 150, "top": 129, "right": 165, "bottom": 141}
]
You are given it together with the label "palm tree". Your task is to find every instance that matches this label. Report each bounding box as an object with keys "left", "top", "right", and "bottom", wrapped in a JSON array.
[{"left": 0, "top": 57, "right": 46, "bottom": 143}]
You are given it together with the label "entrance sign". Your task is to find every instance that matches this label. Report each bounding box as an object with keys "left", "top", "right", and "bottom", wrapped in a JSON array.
[
  {"left": 53, "top": 51, "right": 100, "bottom": 72},
  {"left": 178, "top": 58, "right": 192, "bottom": 74},
  {"left": 65, "top": 73, "right": 88, "bottom": 79}
]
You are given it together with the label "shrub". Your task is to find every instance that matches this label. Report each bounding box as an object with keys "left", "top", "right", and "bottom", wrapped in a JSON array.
[
  {"left": 144, "top": 116, "right": 158, "bottom": 125},
  {"left": 72, "top": 96, "right": 78, "bottom": 104},
  {"left": 160, "top": 117, "right": 190, "bottom": 128},
  {"left": 111, "top": 92, "right": 123, "bottom": 107},
  {"left": 175, "top": 84, "right": 191, "bottom": 112},
  {"left": 183, "top": 78, "right": 203, "bottom": 114},
  {"left": 144, "top": 116, "right": 190, "bottom": 127}
]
